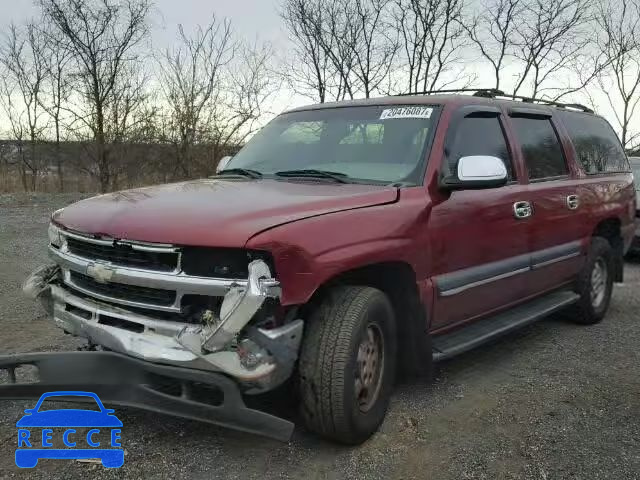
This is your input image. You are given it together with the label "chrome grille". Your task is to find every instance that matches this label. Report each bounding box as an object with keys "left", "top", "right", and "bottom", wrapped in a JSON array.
[
  {"left": 52, "top": 231, "right": 254, "bottom": 314},
  {"left": 64, "top": 233, "right": 180, "bottom": 273},
  {"left": 69, "top": 271, "right": 177, "bottom": 307}
]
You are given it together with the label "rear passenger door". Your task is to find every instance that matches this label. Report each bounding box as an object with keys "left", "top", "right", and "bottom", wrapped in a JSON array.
[{"left": 507, "top": 110, "right": 588, "bottom": 295}]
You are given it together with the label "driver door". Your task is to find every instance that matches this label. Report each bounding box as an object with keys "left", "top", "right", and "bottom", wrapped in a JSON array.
[{"left": 428, "top": 107, "right": 532, "bottom": 330}]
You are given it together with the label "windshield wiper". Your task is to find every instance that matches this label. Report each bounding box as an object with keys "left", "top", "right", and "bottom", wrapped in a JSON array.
[
  {"left": 216, "top": 168, "right": 263, "bottom": 179},
  {"left": 275, "top": 169, "right": 350, "bottom": 183}
]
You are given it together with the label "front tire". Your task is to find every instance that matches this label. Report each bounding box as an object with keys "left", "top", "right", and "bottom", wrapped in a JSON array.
[
  {"left": 567, "top": 237, "right": 614, "bottom": 325},
  {"left": 298, "top": 286, "right": 397, "bottom": 444}
]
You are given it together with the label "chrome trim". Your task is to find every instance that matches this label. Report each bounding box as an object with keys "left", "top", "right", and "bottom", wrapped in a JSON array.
[
  {"left": 48, "top": 284, "right": 298, "bottom": 391},
  {"left": 202, "top": 260, "right": 282, "bottom": 351},
  {"left": 513, "top": 201, "right": 533, "bottom": 219},
  {"left": 50, "top": 245, "right": 248, "bottom": 311},
  {"left": 60, "top": 241, "right": 183, "bottom": 276},
  {"left": 440, "top": 267, "right": 530, "bottom": 297},
  {"left": 437, "top": 241, "right": 583, "bottom": 297},
  {"left": 62, "top": 229, "right": 178, "bottom": 252},
  {"left": 531, "top": 251, "right": 581, "bottom": 269},
  {"left": 50, "top": 285, "right": 276, "bottom": 382},
  {"left": 62, "top": 269, "right": 182, "bottom": 313},
  {"left": 566, "top": 194, "right": 580, "bottom": 210},
  {"left": 127, "top": 243, "right": 180, "bottom": 253},
  {"left": 61, "top": 229, "right": 181, "bottom": 275},
  {"left": 62, "top": 229, "right": 115, "bottom": 246}
]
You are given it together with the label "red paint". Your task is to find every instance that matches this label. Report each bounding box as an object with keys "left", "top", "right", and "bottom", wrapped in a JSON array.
[
  {"left": 54, "top": 96, "right": 636, "bottom": 330},
  {"left": 54, "top": 179, "right": 398, "bottom": 247}
]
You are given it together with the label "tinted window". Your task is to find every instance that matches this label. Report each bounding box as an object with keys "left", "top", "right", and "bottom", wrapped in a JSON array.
[
  {"left": 558, "top": 112, "right": 629, "bottom": 174},
  {"left": 448, "top": 114, "right": 513, "bottom": 178},
  {"left": 511, "top": 117, "right": 567, "bottom": 179}
]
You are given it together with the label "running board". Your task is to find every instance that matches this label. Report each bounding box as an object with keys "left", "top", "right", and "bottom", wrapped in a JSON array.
[{"left": 432, "top": 290, "right": 579, "bottom": 361}]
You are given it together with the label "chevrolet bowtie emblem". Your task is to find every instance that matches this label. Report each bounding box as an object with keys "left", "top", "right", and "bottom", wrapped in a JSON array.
[{"left": 86, "top": 263, "right": 115, "bottom": 284}]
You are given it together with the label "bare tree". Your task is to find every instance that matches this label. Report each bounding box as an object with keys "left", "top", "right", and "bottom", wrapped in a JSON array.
[
  {"left": 0, "top": 23, "right": 48, "bottom": 191},
  {"left": 281, "top": 0, "right": 333, "bottom": 103},
  {"left": 158, "top": 16, "right": 235, "bottom": 178},
  {"left": 39, "top": 25, "right": 72, "bottom": 191},
  {"left": 393, "top": 0, "right": 470, "bottom": 94},
  {"left": 158, "top": 17, "right": 277, "bottom": 179},
  {"left": 203, "top": 42, "right": 279, "bottom": 175},
  {"left": 512, "top": 0, "right": 593, "bottom": 98},
  {"left": 0, "top": 77, "right": 28, "bottom": 190},
  {"left": 348, "top": 0, "right": 398, "bottom": 98},
  {"left": 316, "top": 0, "right": 359, "bottom": 100},
  {"left": 463, "top": 0, "right": 522, "bottom": 90},
  {"left": 102, "top": 65, "right": 154, "bottom": 190},
  {"left": 282, "top": 0, "right": 398, "bottom": 101},
  {"left": 40, "top": 0, "right": 151, "bottom": 192},
  {"left": 594, "top": 0, "right": 640, "bottom": 149}
]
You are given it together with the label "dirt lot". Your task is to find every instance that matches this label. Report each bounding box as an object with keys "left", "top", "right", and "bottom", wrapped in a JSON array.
[{"left": 0, "top": 193, "right": 639, "bottom": 479}]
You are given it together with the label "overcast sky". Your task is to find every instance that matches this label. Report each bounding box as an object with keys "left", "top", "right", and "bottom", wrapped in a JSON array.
[
  {"left": 0, "top": 1, "right": 634, "bottom": 141},
  {"left": 1, "top": 1, "right": 289, "bottom": 50},
  {"left": 0, "top": 0, "right": 310, "bottom": 115}
]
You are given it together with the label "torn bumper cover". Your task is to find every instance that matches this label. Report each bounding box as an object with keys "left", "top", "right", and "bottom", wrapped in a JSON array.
[{"left": 0, "top": 351, "right": 293, "bottom": 442}]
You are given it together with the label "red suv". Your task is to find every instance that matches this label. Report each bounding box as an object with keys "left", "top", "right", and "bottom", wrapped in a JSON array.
[{"left": 6, "top": 90, "right": 636, "bottom": 444}]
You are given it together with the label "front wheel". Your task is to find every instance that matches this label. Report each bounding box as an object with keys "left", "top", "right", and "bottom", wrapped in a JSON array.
[
  {"left": 297, "top": 286, "right": 397, "bottom": 444},
  {"left": 567, "top": 237, "right": 614, "bottom": 325}
]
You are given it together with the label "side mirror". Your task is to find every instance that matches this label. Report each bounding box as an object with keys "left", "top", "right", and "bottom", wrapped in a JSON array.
[
  {"left": 442, "top": 155, "right": 508, "bottom": 190},
  {"left": 216, "top": 156, "right": 233, "bottom": 174}
]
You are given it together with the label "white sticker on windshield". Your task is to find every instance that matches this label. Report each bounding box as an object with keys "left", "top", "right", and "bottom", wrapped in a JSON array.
[{"left": 380, "top": 106, "right": 433, "bottom": 120}]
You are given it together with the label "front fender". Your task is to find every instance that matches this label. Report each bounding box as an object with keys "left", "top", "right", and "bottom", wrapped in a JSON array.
[{"left": 245, "top": 192, "right": 431, "bottom": 306}]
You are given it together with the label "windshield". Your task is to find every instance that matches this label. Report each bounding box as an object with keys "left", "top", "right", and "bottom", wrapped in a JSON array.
[{"left": 226, "top": 105, "right": 438, "bottom": 185}]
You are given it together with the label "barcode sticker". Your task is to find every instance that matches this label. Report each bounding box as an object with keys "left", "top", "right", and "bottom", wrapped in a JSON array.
[{"left": 380, "top": 106, "right": 433, "bottom": 120}]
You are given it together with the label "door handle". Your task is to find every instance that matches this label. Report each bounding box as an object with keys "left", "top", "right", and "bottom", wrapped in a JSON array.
[
  {"left": 566, "top": 194, "right": 580, "bottom": 210},
  {"left": 513, "top": 201, "right": 533, "bottom": 219}
]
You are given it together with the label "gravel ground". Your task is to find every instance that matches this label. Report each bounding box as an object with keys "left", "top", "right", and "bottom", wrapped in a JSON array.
[{"left": 0, "top": 193, "right": 639, "bottom": 479}]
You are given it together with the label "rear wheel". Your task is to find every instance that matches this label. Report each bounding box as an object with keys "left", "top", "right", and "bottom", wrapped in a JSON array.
[
  {"left": 298, "top": 286, "right": 397, "bottom": 444},
  {"left": 567, "top": 237, "right": 614, "bottom": 325}
]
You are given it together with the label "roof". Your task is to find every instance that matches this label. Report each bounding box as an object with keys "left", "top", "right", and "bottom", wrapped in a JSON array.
[{"left": 284, "top": 92, "right": 596, "bottom": 117}]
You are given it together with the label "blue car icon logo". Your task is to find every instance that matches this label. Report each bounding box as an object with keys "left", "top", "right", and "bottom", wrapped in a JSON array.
[{"left": 15, "top": 391, "right": 123, "bottom": 468}]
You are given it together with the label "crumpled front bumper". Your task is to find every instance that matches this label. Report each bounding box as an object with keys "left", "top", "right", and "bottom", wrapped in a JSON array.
[
  {"left": 0, "top": 351, "right": 294, "bottom": 442},
  {"left": 27, "top": 247, "right": 303, "bottom": 393}
]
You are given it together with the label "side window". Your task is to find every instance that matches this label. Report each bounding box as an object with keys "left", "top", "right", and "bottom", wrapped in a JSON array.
[
  {"left": 448, "top": 114, "right": 513, "bottom": 179},
  {"left": 558, "top": 112, "right": 630, "bottom": 174},
  {"left": 510, "top": 117, "right": 567, "bottom": 180}
]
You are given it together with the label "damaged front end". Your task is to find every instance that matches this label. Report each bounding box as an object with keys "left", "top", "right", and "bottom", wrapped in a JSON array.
[{"left": 23, "top": 226, "right": 304, "bottom": 395}]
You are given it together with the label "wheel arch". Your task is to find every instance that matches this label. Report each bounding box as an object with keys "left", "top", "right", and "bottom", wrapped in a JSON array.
[
  {"left": 592, "top": 217, "right": 623, "bottom": 282},
  {"left": 300, "top": 261, "right": 432, "bottom": 379}
]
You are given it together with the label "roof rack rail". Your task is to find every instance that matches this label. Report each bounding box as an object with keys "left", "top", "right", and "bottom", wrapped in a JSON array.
[
  {"left": 397, "top": 88, "right": 503, "bottom": 97},
  {"left": 397, "top": 88, "right": 594, "bottom": 114}
]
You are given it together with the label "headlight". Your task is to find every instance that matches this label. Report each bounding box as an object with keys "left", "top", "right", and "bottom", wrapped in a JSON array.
[{"left": 48, "top": 222, "right": 62, "bottom": 247}]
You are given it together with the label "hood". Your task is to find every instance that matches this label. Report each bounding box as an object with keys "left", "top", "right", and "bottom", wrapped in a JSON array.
[{"left": 55, "top": 179, "right": 399, "bottom": 247}]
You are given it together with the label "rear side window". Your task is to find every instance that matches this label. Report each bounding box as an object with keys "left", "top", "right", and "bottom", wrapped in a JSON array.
[
  {"left": 558, "top": 112, "right": 629, "bottom": 174},
  {"left": 510, "top": 117, "right": 567, "bottom": 180},
  {"left": 448, "top": 114, "right": 513, "bottom": 179}
]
